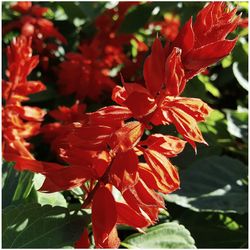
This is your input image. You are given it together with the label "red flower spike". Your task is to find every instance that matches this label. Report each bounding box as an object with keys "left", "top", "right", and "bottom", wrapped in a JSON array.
[
  {"left": 3, "top": 35, "right": 46, "bottom": 160},
  {"left": 92, "top": 187, "right": 120, "bottom": 248},
  {"left": 4, "top": 2, "right": 67, "bottom": 70},
  {"left": 172, "top": 2, "right": 239, "bottom": 79},
  {"left": 193, "top": 2, "right": 239, "bottom": 47},
  {"left": 75, "top": 228, "right": 90, "bottom": 249}
]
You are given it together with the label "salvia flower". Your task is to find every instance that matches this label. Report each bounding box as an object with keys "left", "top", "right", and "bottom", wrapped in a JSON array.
[
  {"left": 3, "top": 35, "right": 46, "bottom": 160},
  {"left": 4, "top": 2, "right": 240, "bottom": 249},
  {"left": 3, "top": 1, "right": 67, "bottom": 70}
]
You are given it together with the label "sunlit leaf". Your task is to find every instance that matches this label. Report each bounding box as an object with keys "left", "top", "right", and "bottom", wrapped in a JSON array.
[
  {"left": 3, "top": 203, "right": 89, "bottom": 248},
  {"left": 166, "top": 156, "right": 248, "bottom": 214},
  {"left": 123, "top": 222, "right": 196, "bottom": 248}
]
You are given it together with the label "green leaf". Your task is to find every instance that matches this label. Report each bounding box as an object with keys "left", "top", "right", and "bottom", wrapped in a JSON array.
[
  {"left": 177, "top": 209, "right": 248, "bottom": 248},
  {"left": 122, "top": 222, "right": 196, "bottom": 248},
  {"left": 232, "top": 62, "right": 248, "bottom": 91},
  {"left": 12, "top": 171, "right": 34, "bottom": 202},
  {"left": 2, "top": 161, "right": 19, "bottom": 208},
  {"left": 59, "top": 2, "right": 85, "bottom": 21},
  {"left": 3, "top": 203, "right": 89, "bottom": 248},
  {"left": 198, "top": 75, "right": 221, "bottom": 98},
  {"left": 166, "top": 156, "right": 248, "bottom": 214},
  {"left": 119, "top": 4, "right": 155, "bottom": 33},
  {"left": 78, "top": 2, "right": 106, "bottom": 20},
  {"left": 225, "top": 107, "right": 248, "bottom": 142},
  {"left": 2, "top": 160, "right": 36, "bottom": 208},
  {"left": 33, "top": 174, "right": 67, "bottom": 207},
  {"left": 232, "top": 39, "right": 248, "bottom": 91}
]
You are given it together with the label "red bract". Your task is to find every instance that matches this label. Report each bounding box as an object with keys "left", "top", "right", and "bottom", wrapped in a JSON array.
[
  {"left": 3, "top": 1, "right": 67, "bottom": 70},
  {"left": 172, "top": 2, "right": 240, "bottom": 79},
  {"left": 2, "top": 35, "right": 46, "bottom": 161}
]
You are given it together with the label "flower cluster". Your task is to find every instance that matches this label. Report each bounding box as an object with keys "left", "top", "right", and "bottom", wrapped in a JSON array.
[
  {"left": 57, "top": 2, "right": 148, "bottom": 100},
  {"left": 2, "top": 2, "right": 240, "bottom": 249},
  {"left": 3, "top": 1, "right": 67, "bottom": 70},
  {"left": 3, "top": 36, "right": 46, "bottom": 161},
  {"left": 148, "top": 13, "right": 180, "bottom": 42}
]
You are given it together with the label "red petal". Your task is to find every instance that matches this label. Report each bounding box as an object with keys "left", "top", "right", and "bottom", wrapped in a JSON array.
[
  {"left": 124, "top": 91, "right": 157, "bottom": 119},
  {"left": 165, "top": 47, "right": 186, "bottom": 96},
  {"left": 184, "top": 38, "right": 237, "bottom": 78},
  {"left": 39, "top": 165, "right": 94, "bottom": 192},
  {"left": 109, "top": 150, "right": 139, "bottom": 191},
  {"left": 109, "top": 121, "right": 145, "bottom": 153},
  {"left": 123, "top": 180, "right": 164, "bottom": 223},
  {"left": 172, "top": 17, "right": 194, "bottom": 56},
  {"left": 116, "top": 202, "right": 150, "bottom": 228},
  {"left": 143, "top": 38, "right": 165, "bottom": 97},
  {"left": 112, "top": 86, "right": 127, "bottom": 105},
  {"left": 74, "top": 228, "right": 90, "bottom": 249},
  {"left": 143, "top": 149, "right": 180, "bottom": 194},
  {"left": 167, "top": 106, "right": 207, "bottom": 149},
  {"left": 88, "top": 105, "right": 132, "bottom": 126},
  {"left": 15, "top": 81, "right": 46, "bottom": 96},
  {"left": 11, "top": 106, "right": 46, "bottom": 122},
  {"left": 140, "top": 133, "right": 186, "bottom": 158},
  {"left": 92, "top": 187, "right": 120, "bottom": 248},
  {"left": 171, "top": 97, "right": 213, "bottom": 122},
  {"left": 6, "top": 154, "right": 62, "bottom": 173}
]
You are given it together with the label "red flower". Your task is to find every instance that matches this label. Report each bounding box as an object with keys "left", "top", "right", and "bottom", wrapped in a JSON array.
[
  {"left": 172, "top": 2, "right": 240, "bottom": 79},
  {"left": 57, "top": 2, "right": 147, "bottom": 100},
  {"left": 74, "top": 228, "right": 90, "bottom": 249},
  {"left": 2, "top": 36, "right": 46, "bottom": 160},
  {"left": 11, "top": 103, "right": 186, "bottom": 247},
  {"left": 239, "top": 17, "right": 248, "bottom": 28},
  {"left": 57, "top": 49, "right": 116, "bottom": 100},
  {"left": 112, "top": 38, "right": 212, "bottom": 150},
  {"left": 148, "top": 13, "right": 180, "bottom": 42},
  {"left": 5, "top": 3, "right": 240, "bottom": 249},
  {"left": 3, "top": 1, "right": 67, "bottom": 70}
]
